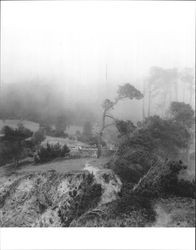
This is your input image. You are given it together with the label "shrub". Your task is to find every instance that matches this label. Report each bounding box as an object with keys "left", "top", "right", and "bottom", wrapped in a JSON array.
[
  {"left": 107, "top": 149, "right": 152, "bottom": 184},
  {"left": 32, "top": 129, "right": 45, "bottom": 146},
  {"left": 112, "top": 162, "right": 144, "bottom": 184},
  {"left": 0, "top": 125, "right": 33, "bottom": 166},
  {"left": 110, "top": 184, "right": 156, "bottom": 222},
  {"left": 170, "top": 102, "right": 194, "bottom": 128},
  {"left": 58, "top": 173, "right": 102, "bottom": 226},
  {"left": 137, "top": 160, "right": 196, "bottom": 199},
  {"left": 190, "top": 152, "right": 195, "bottom": 161},
  {"left": 159, "top": 161, "right": 196, "bottom": 198},
  {"left": 115, "top": 120, "right": 136, "bottom": 136},
  {"left": 77, "top": 182, "right": 102, "bottom": 215},
  {"left": 41, "top": 124, "right": 68, "bottom": 138},
  {"left": 52, "top": 130, "right": 68, "bottom": 138},
  {"left": 174, "top": 179, "right": 196, "bottom": 198},
  {"left": 34, "top": 143, "right": 70, "bottom": 163}
]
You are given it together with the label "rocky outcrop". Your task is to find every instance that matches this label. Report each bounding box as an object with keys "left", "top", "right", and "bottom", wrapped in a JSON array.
[{"left": 0, "top": 167, "right": 122, "bottom": 227}]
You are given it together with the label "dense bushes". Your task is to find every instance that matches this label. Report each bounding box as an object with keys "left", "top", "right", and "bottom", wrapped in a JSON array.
[
  {"left": 159, "top": 161, "right": 196, "bottom": 198},
  {"left": 165, "top": 179, "right": 196, "bottom": 198},
  {"left": 117, "top": 192, "right": 155, "bottom": 217},
  {"left": 41, "top": 124, "right": 68, "bottom": 138},
  {"left": 34, "top": 143, "right": 70, "bottom": 163},
  {"left": 0, "top": 125, "right": 33, "bottom": 166},
  {"left": 31, "top": 128, "right": 45, "bottom": 146},
  {"left": 108, "top": 113, "right": 193, "bottom": 186},
  {"left": 170, "top": 102, "right": 194, "bottom": 128},
  {"left": 111, "top": 162, "right": 145, "bottom": 184},
  {"left": 107, "top": 149, "right": 153, "bottom": 184},
  {"left": 133, "top": 160, "right": 196, "bottom": 199},
  {"left": 75, "top": 182, "right": 102, "bottom": 216},
  {"left": 58, "top": 173, "right": 102, "bottom": 226},
  {"left": 105, "top": 183, "right": 156, "bottom": 223},
  {"left": 107, "top": 159, "right": 195, "bottom": 226}
]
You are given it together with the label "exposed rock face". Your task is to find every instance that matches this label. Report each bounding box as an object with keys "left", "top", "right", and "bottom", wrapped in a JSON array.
[{"left": 0, "top": 167, "right": 122, "bottom": 227}]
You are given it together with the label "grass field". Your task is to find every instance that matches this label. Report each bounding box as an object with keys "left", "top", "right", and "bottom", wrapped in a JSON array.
[
  {"left": 0, "top": 119, "right": 39, "bottom": 132},
  {"left": 0, "top": 156, "right": 110, "bottom": 179}
]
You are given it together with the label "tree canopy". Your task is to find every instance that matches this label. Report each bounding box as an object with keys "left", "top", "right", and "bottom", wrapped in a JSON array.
[
  {"left": 170, "top": 102, "right": 194, "bottom": 128},
  {"left": 0, "top": 125, "right": 33, "bottom": 166},
  {"left": 97, "top": 83, "right": 143, "bottom": 157},
  {"left": 117, "top": 83, "right": 144, "bottom": 100}
]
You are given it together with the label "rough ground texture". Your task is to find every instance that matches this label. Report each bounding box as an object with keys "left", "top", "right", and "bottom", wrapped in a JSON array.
[
  {"left": 0, "top": 168, "right": 122, "bottom": 227},
  {"left": 70, "top": 195, "right": 195, "bottom": 227},
  {"left": 153, "top": 197, "right": 195, "bottom": 227},
  {"left": 0, "top": 157, "right": 195, "bottom": 227},
  {"left": 70, "top": 201, "right": 155, "bottom": 227}
]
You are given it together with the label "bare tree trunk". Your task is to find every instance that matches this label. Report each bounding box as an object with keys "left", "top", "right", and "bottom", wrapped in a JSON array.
[
  {"left": 97, "top": 132, "right": 102, "bottom": 158},
  {"left": 97, "top": 110, "right": 106, "bottom": 158}
]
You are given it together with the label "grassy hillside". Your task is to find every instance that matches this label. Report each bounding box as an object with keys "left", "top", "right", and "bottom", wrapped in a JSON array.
[{"left": 0, "top": 119, "right": 39, "bottom": 132}]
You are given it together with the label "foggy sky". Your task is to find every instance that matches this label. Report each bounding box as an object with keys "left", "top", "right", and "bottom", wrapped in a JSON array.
[{"left": 1, "top": 1, "right": 195, "bottom": 121}]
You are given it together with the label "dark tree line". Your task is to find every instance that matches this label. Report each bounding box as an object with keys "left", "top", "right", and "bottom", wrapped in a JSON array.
[{"left": 0, "top": 124, "right": 33, "bottom": 166}]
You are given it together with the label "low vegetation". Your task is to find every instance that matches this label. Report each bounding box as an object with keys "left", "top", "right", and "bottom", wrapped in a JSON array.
[
  {"left": 59, "top": 173, "right": 102, "bottom": 226},
  {"left": 34, "top": 143, "right": 70, "bottom": 164},
  {"left": 0, "top": 124, "right": 33, "bottom": 166}
]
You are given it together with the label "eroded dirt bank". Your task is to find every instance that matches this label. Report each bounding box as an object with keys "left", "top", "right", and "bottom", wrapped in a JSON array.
[
  {"left": 0, "top": 159, "right": 195, "bottom": 227},
  {"left": 0, "top": 167, "right": 122, "bottom": 227}
]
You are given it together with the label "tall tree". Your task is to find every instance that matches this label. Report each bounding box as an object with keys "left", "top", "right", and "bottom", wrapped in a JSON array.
[
  {"left": 97, "top": 83, "right": 143, "bottom": 158},
  {"left": 147, "top": 67, "right": 179, "bottom": 117},
  {"left": 169, "top": 101, "right": 195, "bottom": 163},
  {"left": 170, "top": 102, "right": 194, "bottom": 129},
  {"left": 142, "top": 80, "right": 147, "bottom": 120}
]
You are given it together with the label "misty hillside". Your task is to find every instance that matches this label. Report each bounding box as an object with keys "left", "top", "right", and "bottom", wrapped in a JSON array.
[{"left": 0, "top": 1, "right": 195, "bottom": 229}]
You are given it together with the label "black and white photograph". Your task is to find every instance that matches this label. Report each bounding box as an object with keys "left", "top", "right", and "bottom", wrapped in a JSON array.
[{"left": 0, "top": 0, "right": 195, "bottom": 229}]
